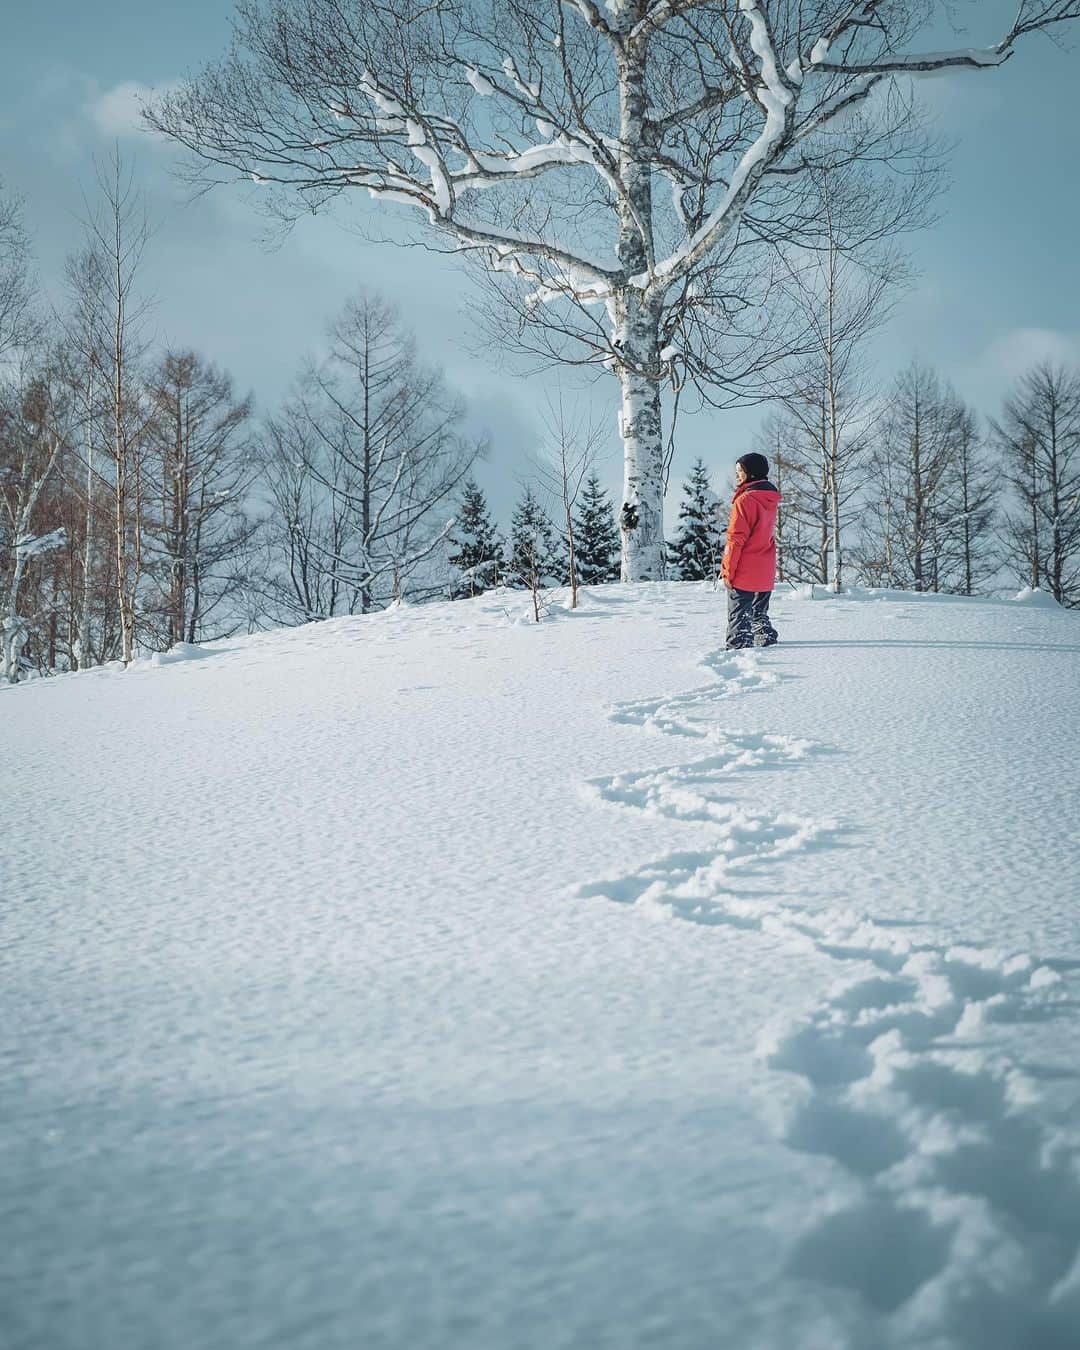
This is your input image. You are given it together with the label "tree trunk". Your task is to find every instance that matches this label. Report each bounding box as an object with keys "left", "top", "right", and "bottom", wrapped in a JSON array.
[
  {"left": 565, "top": 506, "right": 579, "bottom": 609},
  {"left": 361, "top": 329, "right": 373, "bottom": 613},
  {"left": 3, "top": 538, "right": 29, "bottom": 682},
  {"left": 774, "top": 448, "right": 785, "bottom": 583},
  {"left": 615, "top": 295, "right": 664, "bottom": 581},
  {"left": 824, "top": 229, "right": 842, "bottom": 593},
  {"left": 818, "top": 398, "right": 829, "bottom": 585},
  {"left": 1030, "top": 441, "right": 1040, "bottom": 590},
  {"left": 1048, "top": 401, "right": 1063, "bottom": 601},
  {"left": 77, "top": 391, "right": 96, "bottom": 670},
  {"left": 912, "top": 393, "right": 924, "bottom": 593},
  {"left": 112, "top": 244, "right": 135, "bottom": 666},
  {"left": 615, "top": 55, "right": 664, "bottom": 583},
  {"left": 188, "top": 558, "right": 201, "bottom": 644}
]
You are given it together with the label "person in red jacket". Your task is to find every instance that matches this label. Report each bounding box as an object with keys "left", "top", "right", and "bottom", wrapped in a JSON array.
[{"left": 720, "top": 452, "right": 781, "bottom": 650}]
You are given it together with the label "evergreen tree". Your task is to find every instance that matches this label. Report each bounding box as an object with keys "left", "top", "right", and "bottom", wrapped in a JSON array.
[
  {"left": 668, "top": 458, "right": 723, "bottom": 580},
  {"left": 572, "top": 473, "right": 620, "bottom": 584},
  {"left": 448, "top": 478, "right": 504, "bottom": 598},
  {"left": 508, "top": 486, "right": 560, "bottom": 589}
]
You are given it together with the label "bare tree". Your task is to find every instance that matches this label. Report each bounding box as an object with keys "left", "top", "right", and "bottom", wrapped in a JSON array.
[
  {"left": 60, "top": 247, "right": 114, "bottom": 669},
  {"left": 507, "top": 483, "right": 562, "bottom": 621},
  {"left": 858, "top": 363, "right": 966, "bottom": 592},
  {"left": 992, "top": 363, "right": 1080, "bottom": 605},
  {"left": 0, "top": 184, "right": 38, "bottom": 368},
  {"left": 753, "top": 410, "right": 797, "bottom": 582},
  {"left": 148, "top": 0, "right": 1080, "bottom": 582},
  {"left": 144, "top": 350, "right": 259, "bottom": 645},
  {"left": 945, "top": 408, "right": 999, "bottom": 596},
  {"left": 81, "top": 151, "right": 154, "bottom": 665},
  {"left": 507, "top": 490, "right": 553, "bottom": 621},
  {"left": 262, "top": 293, "right": 479, "bottom": 619},
  {"left": 532, "top": 393, "right": 607, "bottom": 608},
  {"left": 262, "top": 407, "right": 354, "bottom": 622},
  {"left": 770, "top": 380, "right": 877, "bottom": 588},
  {"left": 0, "top": 362, "right": 73, "bottom": 681},
  {"left": 771, "top": 159, "right": 916, "bottom": 589}
]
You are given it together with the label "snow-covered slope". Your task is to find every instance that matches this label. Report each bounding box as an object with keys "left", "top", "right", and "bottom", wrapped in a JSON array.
[{"left": 5, "top": 584, "right": 1080, "bottom": 1350}]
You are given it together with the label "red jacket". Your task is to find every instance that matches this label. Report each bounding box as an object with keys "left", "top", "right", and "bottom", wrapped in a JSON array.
[{"left": 721, "top": 480, "right": 781, "bottom": 592}]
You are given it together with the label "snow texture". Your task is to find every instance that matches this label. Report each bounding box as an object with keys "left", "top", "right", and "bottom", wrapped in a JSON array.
[{"left": 4, "top": 584, "right": 1080, "bottom": 1349}]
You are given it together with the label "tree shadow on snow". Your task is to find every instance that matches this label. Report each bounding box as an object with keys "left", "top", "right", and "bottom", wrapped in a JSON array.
[{"left": 781, "top": 639, "right": 1080, "bottom": 656}]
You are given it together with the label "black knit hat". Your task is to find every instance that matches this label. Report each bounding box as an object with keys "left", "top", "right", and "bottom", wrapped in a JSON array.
[{"left": 736, "top": 452, "right": 769, "bottom": 482}]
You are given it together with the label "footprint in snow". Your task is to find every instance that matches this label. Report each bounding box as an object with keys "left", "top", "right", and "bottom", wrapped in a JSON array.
[
  {"left": 609, "top": 648, "right": 780, "bottom": 740},
  {"left": 576, "top": 639, "right": 1080, "bottom": 1340}
]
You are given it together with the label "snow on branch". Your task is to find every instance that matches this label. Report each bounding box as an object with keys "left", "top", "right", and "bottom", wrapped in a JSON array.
[
  {"left": 633, "top": 0, "right": 1080, "bottom": 297},
  {"left": 15, "top": 528, "right": 67, "bottom": 561},
  {"left": 813, "top": 1, "right": 1080, "bottom": 79},
  {"left": 561, "top": 0, "right": 615, "bottom": 33},
  {"left": 814, "top": 47, "right": 1012, "bottom": 78},
  {"left": 634, "top": 0, "right": 796, "bottom": 291},
  {"left": 149, "top": 0, "right": 1080, "bottom": 320},
  {"left": 344, "top": 63, "right": 621, "bottom": 296}
]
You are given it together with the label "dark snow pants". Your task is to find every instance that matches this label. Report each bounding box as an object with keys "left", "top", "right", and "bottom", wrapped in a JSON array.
[{"left": 726, "top": 587, "right": 778, "bottom": 649}]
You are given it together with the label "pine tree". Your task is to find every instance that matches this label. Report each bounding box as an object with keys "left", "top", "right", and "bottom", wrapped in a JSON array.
[
  {"left": 668, "top": 458, "right": 723, "bottom": 580},
  {"left": 508, "top": 486, "right": 560, "bottom": 589},
  {"left": 572, "top": 473, "right": 620, "bottom": 585},
  {"left": 448, "top": 479, "right": 504, "bottom": 598}
]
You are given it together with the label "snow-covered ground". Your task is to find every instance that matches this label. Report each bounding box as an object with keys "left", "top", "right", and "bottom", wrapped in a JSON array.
[{"left": 5, "top": 582, "right": 1080, "bottom": 1350}]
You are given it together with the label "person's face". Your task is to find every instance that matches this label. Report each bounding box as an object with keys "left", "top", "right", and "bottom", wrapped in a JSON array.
[{"left": 735, "top": 463, "right": 748, "bottom": 486}]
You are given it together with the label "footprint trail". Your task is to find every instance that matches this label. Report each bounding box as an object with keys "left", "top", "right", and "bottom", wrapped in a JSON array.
[{"left": 578, "top": 644, "right": 1080, "bottom": 1345}]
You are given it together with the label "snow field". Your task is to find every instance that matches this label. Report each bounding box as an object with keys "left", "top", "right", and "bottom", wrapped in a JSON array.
[
  {"left": 4, "top": 582, "right": 1080, "bottom": 1349},
  {"left": 577, "top": 593, "right": 1080, "bottom": 1347}
]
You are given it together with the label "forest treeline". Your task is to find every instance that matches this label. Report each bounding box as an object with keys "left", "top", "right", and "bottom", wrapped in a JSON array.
[{"left": 2, "top": 160, "right": 1077, "bottom": 681}]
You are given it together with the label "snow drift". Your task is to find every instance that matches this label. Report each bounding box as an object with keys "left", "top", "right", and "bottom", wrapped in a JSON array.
[{"left": 4, "top": 583, "right": 1080, "bottom": 1350}]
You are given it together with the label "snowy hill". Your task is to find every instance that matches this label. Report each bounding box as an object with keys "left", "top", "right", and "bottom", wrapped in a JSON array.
[{"left": 6, "top": 583, "right": 1080, "bottom": 1350}]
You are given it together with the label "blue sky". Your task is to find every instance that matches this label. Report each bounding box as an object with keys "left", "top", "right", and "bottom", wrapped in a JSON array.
[{"left": 3, "top": 1, "right": 1079, "bottom": 525}]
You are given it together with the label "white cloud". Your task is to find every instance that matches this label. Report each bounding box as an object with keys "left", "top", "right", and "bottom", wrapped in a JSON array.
[
  {"left": 86, "top": 80, "right": 176, "bottom": 142},
  {"left": 984, "top": 327, "right": 1080, "bottom": 379}
]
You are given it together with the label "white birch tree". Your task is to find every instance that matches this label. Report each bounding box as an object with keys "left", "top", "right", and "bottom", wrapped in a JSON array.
[
  {"left": 80, "top": 152, "right": 154, "bottom": 665},
  {"left": 62, "top": 247, "right": 117, "bottom": 669},
  {"left": 147, "top": 1, "right": 1080, "bottom": 583},
  {"left": 0, "top": 367, "right": 73, "bottom": 681},
  {"left": 532, "top": 394, "right": 608, "bottom": 607}
]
